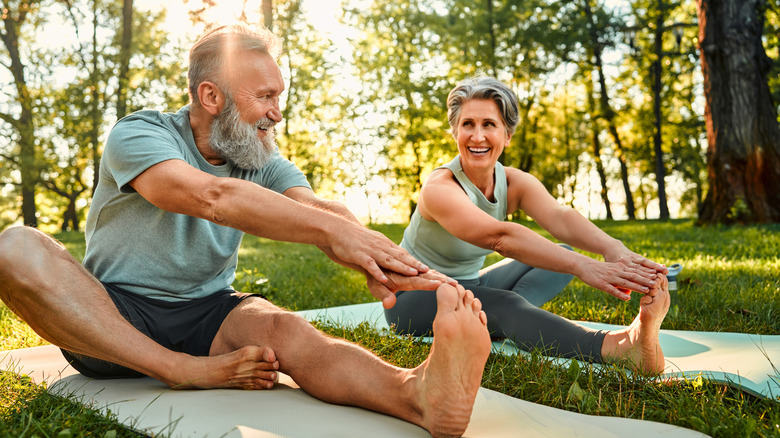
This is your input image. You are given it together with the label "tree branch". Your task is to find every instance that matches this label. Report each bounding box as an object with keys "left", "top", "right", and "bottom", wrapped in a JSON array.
[
  {"left": 0, "top": 151, "right": 19, "bottom": 164},
  {"left": 0, "top": 110, "right": 19, "bottom": 130}
]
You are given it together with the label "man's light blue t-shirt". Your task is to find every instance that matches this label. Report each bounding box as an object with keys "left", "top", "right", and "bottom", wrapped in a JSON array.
[{"left": 83, "top": 106, "right": 310, "bottom": 302}]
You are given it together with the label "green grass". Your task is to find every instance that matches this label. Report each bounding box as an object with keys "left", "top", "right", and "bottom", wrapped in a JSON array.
[{"left": 1, "top": 220, "right": 779, "bottom": 437}]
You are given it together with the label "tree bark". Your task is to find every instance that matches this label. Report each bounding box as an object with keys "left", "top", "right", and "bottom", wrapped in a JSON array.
[{"left": 697, "top": 0, "right": 780, "bottom": 224}]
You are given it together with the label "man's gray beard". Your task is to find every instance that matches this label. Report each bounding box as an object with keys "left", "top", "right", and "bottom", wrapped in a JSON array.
[{"left": 209, "top": 94, "right": 277, "bottom": 171}]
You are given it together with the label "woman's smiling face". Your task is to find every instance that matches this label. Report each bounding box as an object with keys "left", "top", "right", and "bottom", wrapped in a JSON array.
[{"left": 455, "top": 98, "right": 511, "bottom": 170}]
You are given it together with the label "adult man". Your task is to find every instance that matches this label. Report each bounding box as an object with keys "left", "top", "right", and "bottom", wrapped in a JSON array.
[{"left": 0, "top": 24, "right": 491, "bottom": 437}]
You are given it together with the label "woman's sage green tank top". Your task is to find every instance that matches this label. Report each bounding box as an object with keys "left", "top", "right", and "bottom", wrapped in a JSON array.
[{"left": 400, "top": 156, "right": 507, "bottom": 280}]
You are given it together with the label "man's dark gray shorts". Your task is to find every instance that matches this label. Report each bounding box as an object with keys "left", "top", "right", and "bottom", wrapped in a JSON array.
[{"left": 60, "top": 282, "right": 261, "bottom": 379}]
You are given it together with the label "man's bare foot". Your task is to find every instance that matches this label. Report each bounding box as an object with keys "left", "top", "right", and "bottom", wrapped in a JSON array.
[
  {"left": 411, "top": 283, "right": 491, "bottom": 437},
  {"left": 165, "top": 345, "right": 280, "bottom": 390},
  {"left": 603, "top": 273, "right": 670, "bottom": 374}
]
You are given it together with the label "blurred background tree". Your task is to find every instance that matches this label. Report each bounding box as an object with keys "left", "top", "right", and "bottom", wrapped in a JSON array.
[{"left": 0, "top": 0, "right": 777, "bottom": 230}]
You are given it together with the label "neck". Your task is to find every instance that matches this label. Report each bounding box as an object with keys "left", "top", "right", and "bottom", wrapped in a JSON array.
[
  {"left": 189, "top": 104, "right": 226, "bottom": 166},
  {"left": 459, "top": 158, "right": 496, "bottom": 198}
]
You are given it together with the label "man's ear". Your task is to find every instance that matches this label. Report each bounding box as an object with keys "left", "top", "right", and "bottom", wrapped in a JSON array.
[{"left": 197, "top": 81, "right": 224, "bottom": 116}]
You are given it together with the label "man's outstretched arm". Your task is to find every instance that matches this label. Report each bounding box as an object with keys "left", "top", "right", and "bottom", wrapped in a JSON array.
[
  {"left": 130, "top": 160, "right": 425, "bottom": 283},
  {"left": 281, "top": 186, "right": 453, "bottom": 308}
]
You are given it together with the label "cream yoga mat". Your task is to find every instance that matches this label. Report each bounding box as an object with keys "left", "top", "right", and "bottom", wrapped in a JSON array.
[
  {"left": 0, "top": 345, "right": 707, "bottom": 438},
  {"left": 298, "top": 302, "right": 780, "bottom": 401}
]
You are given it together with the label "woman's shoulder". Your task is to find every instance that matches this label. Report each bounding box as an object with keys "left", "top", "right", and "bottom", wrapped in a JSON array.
[
  {"left": 424, "top": 167, "right": 456, "bottom": 186},
  {"left": 504, "top": 166, "right": 534, "bottom": 185},
  {"left": 504, "top": 166, "right": 546, "bottom": 206}
]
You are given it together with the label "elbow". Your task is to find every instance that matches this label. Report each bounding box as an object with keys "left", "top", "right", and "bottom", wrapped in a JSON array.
[
  {"left": 198, "top": 177, "right": 235, "bottom": 225},
  {"left": 485, "top": 225, "right": 512, "bottom": 256}
]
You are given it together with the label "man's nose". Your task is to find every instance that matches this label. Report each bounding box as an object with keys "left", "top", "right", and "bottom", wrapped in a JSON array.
[{"left": 268, "top": 102, "right": 282, "bottom": 123}]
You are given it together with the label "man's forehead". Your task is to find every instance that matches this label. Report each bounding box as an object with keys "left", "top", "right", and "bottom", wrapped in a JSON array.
[{"left": 226, "top": 51, "right": 285, "bottom": 91}]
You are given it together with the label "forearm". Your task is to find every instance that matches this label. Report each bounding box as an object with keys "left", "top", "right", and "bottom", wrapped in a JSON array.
[
  {"left": 490, "top": 223, "right": 596, "bottom": 278},
  {"left": 209, "top": 178, "right": 353, "bottom": 247},
  {"left": 545, "top": 208, "right": 623, "bottom": 256},
  {"left": 300, "top": 197, "right": 361, "bottom": 226}
]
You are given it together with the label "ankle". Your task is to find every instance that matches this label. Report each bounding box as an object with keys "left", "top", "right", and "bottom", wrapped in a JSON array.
[{"left": 600, "top": 330, "right": 630, "bottom": 362}]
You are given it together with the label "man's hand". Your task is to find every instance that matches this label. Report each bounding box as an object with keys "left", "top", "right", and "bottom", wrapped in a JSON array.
[
  {"left": 315, "top": 244, "right": 452, "bottom": 308},
  {"left": 367, "top": 269, "right": 457, "bottom": 309},
  {"left": 283, "top": 187, "right": 429, "bottom": 283},
  {"left": 328, "top": 223, "right": 430, "bottom": 283}
]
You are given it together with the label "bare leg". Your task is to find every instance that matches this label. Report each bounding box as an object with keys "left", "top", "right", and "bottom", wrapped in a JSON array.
[
  {"left": 0, "top": 226, "right": 278, "bottom": 389},
  {"left": 601, "top": 273, "right": 670, "bottom": 374},
  {"left": 211, "top": 282, "right": 491, "bottom": 437}
]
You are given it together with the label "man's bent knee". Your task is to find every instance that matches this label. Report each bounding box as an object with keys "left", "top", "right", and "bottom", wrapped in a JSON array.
[
  {"left": 213, "top": 300, "right": 322, "bottom": 355},
  {"left": 273, "top": 311, "right": 319, "bottom": 339},
  {"left": 0, "top": 226, "right": 38, "bottom": 274},
  {"left": 0, "top": 226, "right": 74, "bottom": 290},
  {"left": 0, "top": 226, "right": 63, "bottom": 262}
]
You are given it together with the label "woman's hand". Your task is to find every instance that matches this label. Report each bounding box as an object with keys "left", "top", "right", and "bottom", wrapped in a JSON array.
[
  {"left": 366, "top": 269, "right": 457, "bottom": 309},
  {"left": 575, "top": 258, "right": 660, "bottom": 301},
  {"left": 603, "top": 242, "right": 668, "bottom": 276}
]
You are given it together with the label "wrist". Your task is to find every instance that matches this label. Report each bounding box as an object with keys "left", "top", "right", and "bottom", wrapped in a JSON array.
[
  {"left": 601, "top": 239, "right": 626, "bottom": 260},
  {"left": 567, "top": 251, "right": 595, "bottom": 278}
]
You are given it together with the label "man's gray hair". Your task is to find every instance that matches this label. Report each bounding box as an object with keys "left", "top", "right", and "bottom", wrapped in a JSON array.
[
  {"left": 188, "top": 23, "right": 282, "bottom": 105},
  {"left": 446, "top": 77, "right": 520, "bottom": 137}
]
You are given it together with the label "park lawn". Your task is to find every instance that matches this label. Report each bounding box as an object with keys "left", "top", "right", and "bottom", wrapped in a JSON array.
[{"left": 1, "top": 219, "right": 778, "bottom": 437}]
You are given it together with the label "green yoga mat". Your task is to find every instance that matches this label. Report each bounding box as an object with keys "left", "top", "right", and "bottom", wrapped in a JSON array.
[
  {"left": 1, "top": 345, "right": 707, "bottom": 438},
  {"left": 298, "top": 302, "right": 780, "bottom": 401}
]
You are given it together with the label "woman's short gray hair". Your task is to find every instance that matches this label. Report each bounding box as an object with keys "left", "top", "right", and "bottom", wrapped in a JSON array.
[
  {"left": 188, "top": 23, "right": 282, "bottom": 105},
  {"left": 446, "top": 77, "right": 519, "bottom": 137}
]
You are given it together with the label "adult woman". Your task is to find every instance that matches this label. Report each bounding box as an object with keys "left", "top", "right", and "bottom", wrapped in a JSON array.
[{"left": 385, "top": 77, "right": 670, "bottom": 372}]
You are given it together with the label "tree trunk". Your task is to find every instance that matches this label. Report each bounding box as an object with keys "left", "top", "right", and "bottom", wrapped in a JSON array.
[
  {"left": 585, "top": 68, "right": 613, "bottom": 219},
  {"left": 583, "top": 0, "right": 636, "bottom": 219},
  {"left": 262, "top": 0, "right": 273, "bottom": 30},
  {"left": 61, "top": 194, "right": 80, "bottom": 232},
  {"left": 90, "top": 1, "right": 101, "bottom": 196},
  {"left": 652, "top": 0, "right": 670, "bottom": 219},
  {"left": 485, "top": 0, "right": 497, "bottom": 77},
  {"left": 115, "top": 0, "right": 133, "bottom": 120},
  {"left": 697, "top": 0, "right": 780, "bottom": 224},
  {"left": 0, "top": 8, "right": 38, "bottom": 227}
]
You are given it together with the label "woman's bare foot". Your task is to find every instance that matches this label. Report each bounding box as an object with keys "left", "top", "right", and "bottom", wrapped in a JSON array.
[
  {"left": 165, "top": 345, "right": 280, "bottom": 389},
  {"left": 602, "top": 273, "right": 670, "bottom": 374},
  {"left": 411, "top": 283, "right": 491, "bottom": 437}
]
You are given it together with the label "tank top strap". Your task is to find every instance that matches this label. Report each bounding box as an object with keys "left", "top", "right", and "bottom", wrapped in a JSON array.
[{"left": 441, "top": 156, "right": 508, "bottom": 220}]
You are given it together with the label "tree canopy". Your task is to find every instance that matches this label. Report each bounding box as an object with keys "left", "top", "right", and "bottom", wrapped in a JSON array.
[{"left": 0, "top": 0, "right": 777, "bottom": 230}]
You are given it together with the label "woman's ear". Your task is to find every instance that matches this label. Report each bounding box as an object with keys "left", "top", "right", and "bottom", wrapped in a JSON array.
[{"left": 197, "top": 81, "right": 224, "bottom": 116}]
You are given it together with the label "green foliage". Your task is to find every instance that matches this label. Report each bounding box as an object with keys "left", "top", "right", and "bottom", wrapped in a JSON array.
[
  {"left": 0, "top": 0, "right": 187, "bottom": 233},
  {"left": 274, "top": 0, "right": 346, "bottom": 195},
  {"left": 0, "top": 0, "right": 776, "bottom": 229},
  {"left": 346, "top": 0, "right": 455, "bottom": 213}
]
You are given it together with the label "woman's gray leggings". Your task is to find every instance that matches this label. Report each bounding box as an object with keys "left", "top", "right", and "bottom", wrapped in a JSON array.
[{"left": 384, "top": 254, "right": 607, "bottom": 362}]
